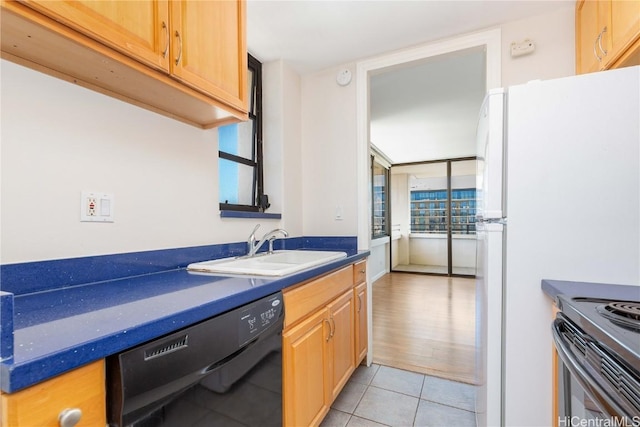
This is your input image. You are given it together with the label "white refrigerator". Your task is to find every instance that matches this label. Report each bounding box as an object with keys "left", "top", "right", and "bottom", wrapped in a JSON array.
[{"left": 475, "top": 66, "right": 640, "bottom": 427}]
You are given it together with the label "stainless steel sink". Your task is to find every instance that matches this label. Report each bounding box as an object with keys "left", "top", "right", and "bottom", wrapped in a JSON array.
[{"left": 187, "top": 250, "right": 347, "bottom": 276}]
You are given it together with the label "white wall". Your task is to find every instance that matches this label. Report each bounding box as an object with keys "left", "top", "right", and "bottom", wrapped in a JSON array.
[
  {"left": 299, "top": 5, "right": 575, "bottom": 254},
  {"left": 300, "top": 65, "right": 359, "bottom": 236},
  {"left": 369, "top": 237, "right": 389, "bottom": 282},
  {"left": 264, "top": 60, "right": 303, "bottom": 236},
  {"left": 501, "top": 4, "right": 575, "bottom": 86},
  {"left": 408, "top": 235, "right": 476, "bottom": 268},
  {"left": 0, "top": 60, "right": 296, "bottom": 264}
]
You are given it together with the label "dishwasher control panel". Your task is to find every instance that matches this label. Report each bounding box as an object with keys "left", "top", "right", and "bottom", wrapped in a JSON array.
[{"left": 238, "top": 292, "right": 284, "bottom": 346}]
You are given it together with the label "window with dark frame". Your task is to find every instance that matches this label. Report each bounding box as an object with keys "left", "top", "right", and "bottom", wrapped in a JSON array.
[
  {"left": 219, "top": 54, "right": 269, "bottom": 212},
  {"left": 372, "top": 157, "right": 390, "bottom": 238}
]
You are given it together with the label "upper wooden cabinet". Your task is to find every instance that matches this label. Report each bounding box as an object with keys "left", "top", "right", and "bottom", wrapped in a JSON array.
[
  {"left": 1, "top": 0, "right": 247, "bottom": 128},
  {"left": 576, "top": 0, "right": 605, "bottom": 73},
  {"left": 19, "top": 1, "right": 171, "bottom": 72},
  {"left": 170, "top": 1, "right": 246, "bottom": 111},
  {"left": 576, "top": 0, "right": 640, "bottom": 74}
]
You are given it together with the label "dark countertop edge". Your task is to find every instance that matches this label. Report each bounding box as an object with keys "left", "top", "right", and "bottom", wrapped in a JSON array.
[
  {"left": 0, "top": 250, "right": 369, "bottom": 393},
  {"left": 541, "top": 279, "right": 640, "bottom": 306}
]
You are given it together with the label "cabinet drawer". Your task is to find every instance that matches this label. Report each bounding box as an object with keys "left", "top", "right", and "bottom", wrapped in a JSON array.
[
  {"left": 1, "top": 360, "right": 106, "bottom": 427},
  {"left": 353, "top": 260, "right": 366, "bottom": 285},
  {"left": 283, "top": 266, "right": 353, "bottom": 328}
]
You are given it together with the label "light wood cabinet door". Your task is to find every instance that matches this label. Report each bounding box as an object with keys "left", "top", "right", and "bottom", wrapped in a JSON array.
[
  {"left": 576, "top": 0, "right": 607, "bottom": 73},
  {"left": 1, "top": 360, "right": 106, "bottom": 427},
  {"left": 610, "top": 1, "right": 640, "bottom": 57},
  {"left": 20, "top": 0, "right": 170, "bottom": 72},
  {"left": 170, "top": 0, "right": 247, "bottom": 111},
  {"left": 282, "top": 309, "right": 330, "bottom": 427},
  {"left": 576, "top": 0, "right": 640, "bottom": 74},
  {"left": 354, "top": 281, "right": 368, "bottom": 365},
  {"left": 327, "top": 290, "right": 355, "bottom": 402}
]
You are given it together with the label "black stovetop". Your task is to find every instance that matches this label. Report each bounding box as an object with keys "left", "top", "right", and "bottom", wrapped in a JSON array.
[{"left": 557, "top": 295, "right": 640, "bottom": 374}]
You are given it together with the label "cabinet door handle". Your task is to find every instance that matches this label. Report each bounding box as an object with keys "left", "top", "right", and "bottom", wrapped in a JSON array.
[
  {"left": 58, "top": 408, "right": 82, "bottom": 427},
  {"left": 161, "top": 21, "right": 169, "bottom": 59},
  {"left": 593, "top": 33, "right": 603, "bottom": 62},
  {"left": 174, "top": 30, "right": 183, "bottom": 66},
  {"left": 330, "top": 317, "right": 336, "bottom": 338},
  {"left": 357, "top": 295, "right": 362, "bottom": 313},
  {"left": 598, "top": 26, "right": 608, "bottom": 57},
  {"left": 324, "top": 318, "right": 332, "bottom": 342}
]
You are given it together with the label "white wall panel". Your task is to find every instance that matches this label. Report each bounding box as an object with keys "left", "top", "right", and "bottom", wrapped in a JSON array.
[
  {"left": 0, "top": 60, "right": 286, "bottom": 263},
  {"left": 300, "top": 65, "right": 358, "bottom": 236}
]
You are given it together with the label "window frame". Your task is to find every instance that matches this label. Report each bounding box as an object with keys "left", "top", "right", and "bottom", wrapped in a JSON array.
[
  {"left": 371, "top": 156, "right": 390, "bottom": 239},
  {"left": 219, "top": 54, "right": 266, "bottom": 213}
]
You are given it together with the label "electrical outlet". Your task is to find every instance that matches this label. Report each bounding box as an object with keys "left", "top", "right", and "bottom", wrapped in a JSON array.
[
  {"left": 81, "top": 191, "right": 114, "bottom": 222},
  {"left": 87, "top": 197, "right": 97, "bottom": 216}
]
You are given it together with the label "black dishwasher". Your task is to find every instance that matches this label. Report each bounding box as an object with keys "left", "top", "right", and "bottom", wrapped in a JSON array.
[{"left": 107, "top": 292, "right": 284, "bottom": 427}]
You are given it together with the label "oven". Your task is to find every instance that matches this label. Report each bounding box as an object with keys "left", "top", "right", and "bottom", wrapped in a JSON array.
[{"left": 552, "top": 296, "right": 640, "bottom": 426}]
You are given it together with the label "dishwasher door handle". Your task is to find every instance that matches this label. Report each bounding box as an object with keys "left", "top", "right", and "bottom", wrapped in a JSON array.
[{"left": 202, "top": 336, "right": 258, "bottom": 374}]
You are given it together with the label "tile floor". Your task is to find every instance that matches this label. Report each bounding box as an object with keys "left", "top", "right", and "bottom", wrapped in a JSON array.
[{"left": 320, "top": 364, "right": 478, "bottom": 427}]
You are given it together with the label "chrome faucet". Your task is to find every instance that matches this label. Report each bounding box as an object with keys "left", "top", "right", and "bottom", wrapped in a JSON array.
[
  {"left": 246, "top": 225, "right": 288, "bottom": 257},
  {"left": 246, "top": 224, "right": 261, "bottom": 255}
]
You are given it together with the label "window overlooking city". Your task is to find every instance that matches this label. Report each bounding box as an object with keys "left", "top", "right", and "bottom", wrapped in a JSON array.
[{"left": 410, "top": 188, "right": 476, "bottom": 234}]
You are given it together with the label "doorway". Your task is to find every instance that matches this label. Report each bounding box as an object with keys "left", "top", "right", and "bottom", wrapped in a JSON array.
[{"left": 355, "top": 28, "right": 501, "bottom": 378}]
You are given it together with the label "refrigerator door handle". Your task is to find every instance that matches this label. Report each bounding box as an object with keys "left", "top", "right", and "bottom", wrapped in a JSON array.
[{"left": 477, "top": 216, "right": 507, "bottom": 225}]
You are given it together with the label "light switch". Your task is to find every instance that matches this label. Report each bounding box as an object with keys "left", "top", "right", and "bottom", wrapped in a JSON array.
[{"left": 100, "top": 198, "right": 111, "bottom": 216}]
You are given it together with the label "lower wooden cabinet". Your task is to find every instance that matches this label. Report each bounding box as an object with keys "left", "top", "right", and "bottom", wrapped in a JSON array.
[
  {"left": 551, "top": 304, "right": 560, "bottom": 427},
  {"left": 0, "top": 360, "right": 106, "bottom": 427},
  {"left": 282, "top": 308, "right": 331, "bottom": 427},
  {"left": 327, "top": 290, "right": 356, "bottom": 402},
  {"left": 282, "top": 262, "right": 367, "bottom": 427},
  {"left": 353, "top": 259, "right": 368, "bottom": 366},
  {"left": 354, "top": 281, "right": 368, "bottom": 365}
]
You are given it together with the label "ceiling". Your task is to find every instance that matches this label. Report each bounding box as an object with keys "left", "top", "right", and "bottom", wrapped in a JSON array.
[
  {"left": 370, "top": 47, "right": 486, "bottom": 164},
  {"left": 246, "top": 0, "right": 572, "bottom": 75},
  {"left": 246, "top": 0, "right": 573, "bottom": 165}
]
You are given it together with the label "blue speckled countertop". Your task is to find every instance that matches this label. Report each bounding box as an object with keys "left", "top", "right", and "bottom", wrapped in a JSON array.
[
  {"left": 542, "top": 279, "right": 640, "bottom": 304},
  {"left": 0, "top": 236, "right": 368, "bottom": 393}
]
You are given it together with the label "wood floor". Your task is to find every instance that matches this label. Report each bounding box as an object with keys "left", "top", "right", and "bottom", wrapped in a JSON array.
[{"left": 371, "top": 272, "right": 479, "bottom": 385}]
